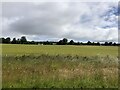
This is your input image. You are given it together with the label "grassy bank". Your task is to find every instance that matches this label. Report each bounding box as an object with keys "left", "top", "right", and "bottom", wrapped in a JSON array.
[{"left": 2, "top": 54, "right": 118, "bottom": 88}]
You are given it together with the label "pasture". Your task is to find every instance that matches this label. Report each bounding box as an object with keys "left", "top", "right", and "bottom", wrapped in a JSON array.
[
  {"left": 1, "top": 44, "right": 119, "bottom": 88},
  {"left": 2, "top": 44, "right": 118, "bottom": 56}
]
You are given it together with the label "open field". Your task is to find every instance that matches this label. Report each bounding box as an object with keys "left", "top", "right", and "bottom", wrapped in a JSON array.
[
  {"left": 2, "top": 44, "right": 118, "bottom": 56},
  {"left": 1, "top": 44, "right": 119, "bottom": 88}
]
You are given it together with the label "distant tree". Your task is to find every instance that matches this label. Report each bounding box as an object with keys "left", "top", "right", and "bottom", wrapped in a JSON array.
[
  {"left": 113, "top": 42, "right": 116, "bottom": 46},
  {"left": 11, "top": 38, "right": 17, "bottom": 44},
  {"left": 80, "top": 42, "right": 83, "bottom": 45},
  {"left": 76, "top": 42, "right": 80, "bottom": 45},
  {"left": 87, "top": 41, "right": 91, "bottom": 45},
  {"left": 57, "top": 38, "right": 68, "bottom": 45},
  {"left": 0, "top": 38, "right": 6, "bottom": 43},
  {"left": 57, "top": 40, "right": 63, "bottom": 45},
  {"left": 20, "top": 36, "right": 27, "bottom": 44},
  {"left": 69, "top": 40, "right": 74, "bottom": 45},
  {"left": 62, "top": 38, "right": 68, "bottom": 45},
  {"left": 5, "top": 37, "right": 11, "bottom": 43},
  {"left": 0, "top": 38, "right": 1, "bottom": 43},
  {"left": 16, "top": 39, "right": 20, "bottom": 44},
  {"left": 104, "top": 42, "right": 109, "bottom": 46},
  {"left": 45, "top": 41, "right": 52, "bottom": 45},
  {"left": 96, "top": 42, "right": 100, "bottom": 46},
  {"left": 43, "top": 41, "right": 50, "bottom": 45},
  {"left": 30, "top": 41, "right": 35, "bottom": 44},
  {"left": 92, "top": 42, "right": 95, "bottom": 45},
  {"left": 1, "top": 38, "right": 5, "bottom": 43},
  {"left": 109, "top": 42, "right": 112, "bottom": 45}
]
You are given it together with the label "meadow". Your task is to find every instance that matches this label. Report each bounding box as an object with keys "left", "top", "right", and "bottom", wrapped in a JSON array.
[
  {"left": 1, "top": 44, "right": 119, "bottom": 88},
  {"left": 2, "top": 44, "right": 118, "bottom": 56}
]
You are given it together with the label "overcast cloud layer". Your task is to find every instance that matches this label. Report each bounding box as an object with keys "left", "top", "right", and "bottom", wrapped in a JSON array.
[{"left": 2, "top": 2, "right": 118, "bottom": 42}]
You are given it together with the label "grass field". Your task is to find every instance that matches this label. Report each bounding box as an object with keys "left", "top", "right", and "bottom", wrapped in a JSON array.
[
  {"left": 1, "top": 44, "right": 119, "bottom": 88},
  {"left": 2, "top": 44, "right": 118, "bottom": 56}
]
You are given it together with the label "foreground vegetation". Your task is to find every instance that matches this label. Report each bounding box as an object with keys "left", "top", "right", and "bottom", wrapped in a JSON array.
[
  {"left": 2, "top": 44, "right": 118, "bottom": 88},
  {"left": 2, "top": 54, "right": 118, "bottom": 88}
]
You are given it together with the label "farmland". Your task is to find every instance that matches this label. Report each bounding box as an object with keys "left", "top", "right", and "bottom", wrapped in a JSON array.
[
  {"left": 1, "top": 44, "right": 119, "bottom": 88},
  {"left": 2, "top": 44, "right": 118, "bottom": 56}
]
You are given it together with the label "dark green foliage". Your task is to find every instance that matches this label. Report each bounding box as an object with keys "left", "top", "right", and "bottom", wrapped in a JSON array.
[
  {"left": 0, "top": 36, "right": 119, "bottom": 46},
  {"left": 69, "top": 40, "right": 74, "bottom": 45},
  {"left": 11, "top": 38, "right": 17, "bottom": 44},
  {"left": 20, "top": 36, "right": 27, "bottom": 44},
  {"left": 0, "top": 37, "right": 11, "bottom": 43},
  {"left": 57, "top": 38, "right": 68, "bottom": 45}
]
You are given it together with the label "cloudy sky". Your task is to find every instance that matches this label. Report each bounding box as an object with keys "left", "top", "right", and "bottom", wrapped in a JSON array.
[{"left": 1, "top": 2, "right": 118, "bottom": 42}]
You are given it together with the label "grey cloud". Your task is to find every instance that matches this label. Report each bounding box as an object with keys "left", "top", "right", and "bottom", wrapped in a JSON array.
[{"left": 2, "top": 2, "right": 118, "bottom": 42}]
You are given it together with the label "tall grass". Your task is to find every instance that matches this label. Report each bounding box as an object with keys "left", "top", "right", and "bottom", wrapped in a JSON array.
[{"left": 2, "top": 54, "right": 118, "bottom": 88}]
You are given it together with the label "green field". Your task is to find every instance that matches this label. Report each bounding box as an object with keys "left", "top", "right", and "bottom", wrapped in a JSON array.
[
  {"left": 2, "top": 44, "right": 118, "bottom": 56},
  {"left": 1, "top": 44, "right": 119, "bottom": 88}
]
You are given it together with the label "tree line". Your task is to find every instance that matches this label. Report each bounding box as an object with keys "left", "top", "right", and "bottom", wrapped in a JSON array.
[{"left": 0, "top": 36, "right": 119, "bottom": 46}]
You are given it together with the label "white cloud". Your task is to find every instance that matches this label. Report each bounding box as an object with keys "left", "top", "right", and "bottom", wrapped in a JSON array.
[
  {"left": 2, "top": 2, "right": 118, "bottom": 42},
  {"left": 1, "top": 0, "right": 118, "bottom": 2}
]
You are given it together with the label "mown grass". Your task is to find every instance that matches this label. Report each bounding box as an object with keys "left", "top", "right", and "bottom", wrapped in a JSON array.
[
  {"left": 1, "top": 44, "right": 119, "bottom": 88},
  {"left": 2, "top": 44, "right": 118, "bottom": 56},
  {"left": 2, "top": 54, "right": 118, "bottom": 88}
]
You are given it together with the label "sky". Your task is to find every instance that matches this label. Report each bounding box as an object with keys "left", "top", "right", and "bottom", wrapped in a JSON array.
[{"left": 1, "top": 1, "right": 119, "bottom": 42}]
